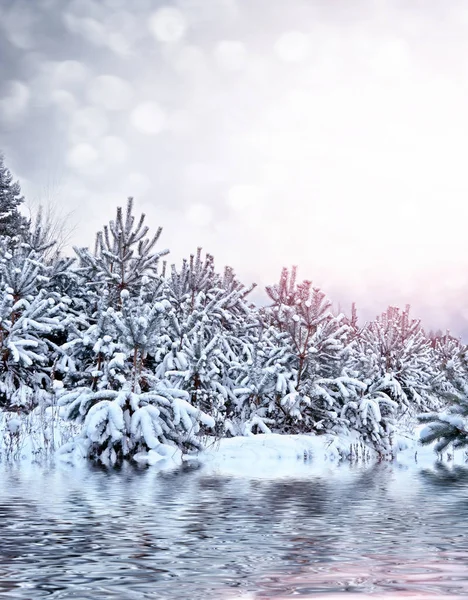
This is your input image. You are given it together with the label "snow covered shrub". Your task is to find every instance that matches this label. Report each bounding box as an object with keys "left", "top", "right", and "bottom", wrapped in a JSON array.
[
  {"left": 58, "top": 288, "right": 215, "bottom": 463},
  {"left": 58, "top": 384, "right": 214, "bottom": 465},
  {"left": 340, "top": 382, "right": 398, "bottom": 455},
  {"left": 418, "top": 394, "right": 468, "bottom": 454},
  {"left": 0, "top": 402, "right": 86, "bottom": 463},
  {"left": 1, "top": 412, "right": 23, "bottom": 460}
]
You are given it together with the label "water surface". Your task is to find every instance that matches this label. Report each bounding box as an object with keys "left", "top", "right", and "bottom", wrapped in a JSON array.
[{"left": 0, "top": 458, "right": 467, "bottom": 598}]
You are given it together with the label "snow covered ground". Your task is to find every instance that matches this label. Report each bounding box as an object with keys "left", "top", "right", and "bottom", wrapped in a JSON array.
[
  {"left": 197, "top": 429, "right": 450, "bottom": 478},
  {"left": 0, "top": 407, "right": 79, "bottom": 464},
  {"left": 198, "top": 432, "right": 370, "bottom": 478},
  {"left": 0, "top": 407, "right": 450, "bottom": 477}
]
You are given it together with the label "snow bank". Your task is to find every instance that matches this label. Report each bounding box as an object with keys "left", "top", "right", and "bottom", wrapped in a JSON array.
[
  {"left": 0, "top": 409, "right": 449, "bottom": 477},
  {"left": 196, "top": 426, "right": 456, "bottom": 479},
  {"left": 394, "top": 424, "right": 468, "bottom": 470},
  {"left": 196, "top": 431, "right": 378, "bottom": 478}
]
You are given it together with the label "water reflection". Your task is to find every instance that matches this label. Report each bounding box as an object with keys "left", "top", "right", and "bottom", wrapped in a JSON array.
[{"left": 0, "top": 460, "right": 467, "bottom": 598}]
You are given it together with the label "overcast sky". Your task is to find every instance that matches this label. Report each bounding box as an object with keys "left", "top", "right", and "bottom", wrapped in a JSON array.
[{"left": 2, "top": 0, "right": 468, "bottom": 336}]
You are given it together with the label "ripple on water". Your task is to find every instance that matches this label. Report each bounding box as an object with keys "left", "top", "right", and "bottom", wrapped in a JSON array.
[{"left": 0, "top": 461, "right": 467, "bottom": 598}]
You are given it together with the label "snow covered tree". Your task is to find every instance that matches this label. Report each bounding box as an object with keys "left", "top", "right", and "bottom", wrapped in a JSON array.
[
  {"left": 0, "top": 154, "right": 28, "bottom": 241},
  {"left": 159, "top": 316, "right": 230, "bottom": 419},
  {"left": 418, "top": 334, "right": 468, "bottom": 455},
  {"left": 55, "top": 296, "right": 119, "bottom": 391},
  {"left": 2, "top": 167, "right": 467, "bottom": 464},
  {"left": 0, "top": 288, "right": 62, "bottom": 409},
  {"left": 339, "top": 378, "right": 398, "bottom": 455},
  {"left": 430, "top": 332, "right": 468, "bottom": 399},
  {"left": 58, "top": 287, "right": 215, "bottom": 464},
  {"left": 74, "top": 197, "right": 169, "bottom": 305},
  {"left": 159, "top": 249, "right": 256, "bottom": 429},
  {"left": 0, "top": 211, "right": 77, "bottom": 301},
  {"left": 0, "top": 220, "right": 74, "bottom": 410},
  {"left": 265, "top": 267, "right": 361, "bottom": 433},
  {"left": 418, "top": 396, "right": 468, "bottom": 454},
  {"left": 227, "top": 324, "right": 293, "bottom": 436},
  {"left": 356, "top": 305, "right": 439, "bottom": 416},
  {"left": 59, "top": 383, "right": 215, "bottom": 465},
  {"left": 21, "top": 206, "right": 78, "bottom": 296}
]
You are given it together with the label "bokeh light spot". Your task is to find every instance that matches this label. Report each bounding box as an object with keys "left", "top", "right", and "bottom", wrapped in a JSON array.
[
  {"left": 87, "top": 75, "right": 133, "bottom": 111},
  {"left": 149, "top": 7, "right": 187, "bottom": 43},
  {"left": 66, "top": 142, "right": 99, "bottom": 170},
  {"left": 214, "top": 40, "right": 247, "bottom": 71},
  {"left": 130, "top": 102, "right": 167, "bottom": 135}
]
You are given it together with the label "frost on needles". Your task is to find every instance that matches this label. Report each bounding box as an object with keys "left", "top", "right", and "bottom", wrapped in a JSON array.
[{"left": 0, "top": 156, "right": 466, "bottom": 464}]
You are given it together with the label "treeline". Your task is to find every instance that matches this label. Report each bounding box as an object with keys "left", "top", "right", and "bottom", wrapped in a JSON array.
[{"left": 0, "top": 154, "right": 466, "bottom": 463}]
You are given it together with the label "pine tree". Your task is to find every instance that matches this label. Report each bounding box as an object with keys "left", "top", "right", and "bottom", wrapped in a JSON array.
[
  {"left": 1, "top": 178, "right": 465, "bottom": 463},
  {"left": 159, "top": 249, "right": 256, "bottom": 429},
  {"left": 0, "top": 288, "right": 62, "bottom": 409},
  {"left": 0, "top": 154, "right": 29, "bottom": 241},
  {"left": 356, "top": 305, "right": 439, "bottom": 415},
  {"left": 265, "top": 267, "right": 361, "bottom": 433},
  {"left": 0, "top": 220, "right": 72, "bottom": 410},
  {"left": 418, "top": 397, "right": 468, "bottom": 453},
  {"left": 58, "top": 287, "right": 215, "bottom": 464},
  {"left": 227, "top": 324, "right": 292, "bottom": 436},
  {"left": 74, "top": 197, "right": 169, "bottom": 305},
  {"left": 418, "top": 334, "right": 468, "bottom": 454},
  {"left": 430, "top": 332, "right": 468, "bottom": 399}
]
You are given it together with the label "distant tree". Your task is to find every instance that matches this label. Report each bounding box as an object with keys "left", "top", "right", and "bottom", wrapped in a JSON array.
[
  {"left": 0, "top": 154, "right": 29, "bottom": 240},
  {"left": 26, "top": 203, "right": 76, "bottom": 260},
  {"left": 26, "top": 170, "right": 77, "bottom": 258}
]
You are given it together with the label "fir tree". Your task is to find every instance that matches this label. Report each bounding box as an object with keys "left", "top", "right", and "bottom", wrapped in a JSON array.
[
  {"left": 430, "top": 332, "right": 468, "bottom": 399},
  {"left": 0, "top": 154, "right": 28, "bottom": 241},
  {"left": 159, "top": 249, "right": 256, "bottom": 428},
  {"left": 227, "top": 324, "right": 292, "bottom": 436},
  {"left": 418, "top": 334, "right": 468, "bottom": 454},
  {"left": 0, "top": 181, "right": 465, "bottom": 463}
]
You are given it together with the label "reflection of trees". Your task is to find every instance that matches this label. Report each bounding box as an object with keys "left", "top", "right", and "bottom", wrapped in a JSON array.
[
  {"left": 1, "top": 461, "right": 468, "bottom": 598},
  {"left": 419, "top": 463, "right": 468, "bottom": 489}
]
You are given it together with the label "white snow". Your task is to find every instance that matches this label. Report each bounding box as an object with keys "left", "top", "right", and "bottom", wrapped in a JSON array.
[{"left": 0, "top": 407, "right": 455, "bottom": 481}]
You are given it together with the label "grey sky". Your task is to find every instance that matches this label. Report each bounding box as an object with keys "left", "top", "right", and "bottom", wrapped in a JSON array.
[{"left": 2, "top": 0, "right": 468, "bottom": 336}]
